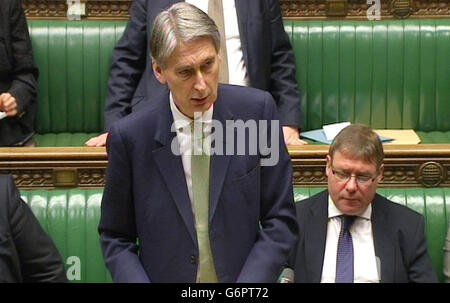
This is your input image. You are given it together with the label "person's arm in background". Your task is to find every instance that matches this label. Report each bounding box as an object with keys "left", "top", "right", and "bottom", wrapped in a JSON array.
[
  {"left": 444, "top": 224, "right": 450, "bottom": 283},
  {"left": 86, "top": 0, "right": 148, "bottom": 147},
  {"left": 4, "top": 175, "right": 67, "bottom": 282},
  {"left": 0, "top": 0, "right": 38, "bottom": 119},
  {"left": 266, "top": 0, "right": 306, "bottom": 146}
]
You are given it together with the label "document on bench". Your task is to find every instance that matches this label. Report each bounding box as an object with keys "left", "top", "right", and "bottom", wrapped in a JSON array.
[
  {"left": 300, "top": 122, "right": 394, "bottom": 145},
  {"left": 374, "top": 129, "right": 421, "bottom": 144}
]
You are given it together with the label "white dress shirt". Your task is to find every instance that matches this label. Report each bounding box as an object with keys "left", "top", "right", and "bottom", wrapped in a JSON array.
[
  {"left": 169, "top": 93, "right": 214, "bottom": 207},
  {"left": 320, "top": 195, "right": 380, "bottom": 283},
  {"left": 186, "top": 0, "right": 249, "bottom": 86}
]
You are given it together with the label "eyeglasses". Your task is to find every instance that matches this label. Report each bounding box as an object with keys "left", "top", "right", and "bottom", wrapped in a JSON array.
[{"left": 331, "top": 166, "right": 378, "bottom": 186}]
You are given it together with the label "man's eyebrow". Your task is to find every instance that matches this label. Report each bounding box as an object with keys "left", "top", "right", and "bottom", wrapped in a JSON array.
[
  {"left": 174, "top": 64, "right": 193, "bottom": 72},
  {"left": 173, "top": 54, "right": 216, "bottom": 70}
]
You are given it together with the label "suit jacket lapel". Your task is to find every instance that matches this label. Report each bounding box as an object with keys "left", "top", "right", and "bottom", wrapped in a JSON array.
[
  {"left": 152, "top": 92, "right": 197, "bottom": 244},
  {"left": 371, "top": 195, "right": 395, "bottom": 283},
  {"left": 305, "top": 191, "right": 329, "bottom": 282},
  {"left": 209, "top": 85, "right": 233, "bottom": 223}
]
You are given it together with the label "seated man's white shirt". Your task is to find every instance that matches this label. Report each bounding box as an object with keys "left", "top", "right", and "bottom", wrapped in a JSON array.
[{"left": 320, "top": 195, "right": 380, "bottom": 283}]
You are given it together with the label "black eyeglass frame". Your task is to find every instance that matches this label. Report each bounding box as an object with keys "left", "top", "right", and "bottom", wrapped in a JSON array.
[{"left": 330, "top": 165, "right": 379, "bottom": 186}]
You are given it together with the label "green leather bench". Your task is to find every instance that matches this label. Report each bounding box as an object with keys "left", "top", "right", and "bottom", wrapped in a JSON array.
[
  {"left": 27, "top": 19, "right": 450, "bottom": 146},
  {"left": 28, "top": 20, "right": 127, "bottom": 146},
  {"left": 19, "top": 187, "right": 450, "bottom": 282},
  {"left": 20, "top": 188, "right": 112, "bottom": 283},
  {"left": 284, "top": 19, "right": 450, "bottom": 143}
]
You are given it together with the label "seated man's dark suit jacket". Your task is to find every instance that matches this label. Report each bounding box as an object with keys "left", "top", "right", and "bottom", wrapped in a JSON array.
[
  {"left": 0, "top": 0, "right": 38, "bottom": 146},
  {"left": 290, "top": 190, "right": 438, "bottom": 283},
  {"left": 0, "top": 175, "right": 67, "bottom": 282},
  {"left": 99, "top": 84, "right": 299, "bottom": 282},
  {"left": 104, "top": 0, "right": 301, "bottom": 130}
]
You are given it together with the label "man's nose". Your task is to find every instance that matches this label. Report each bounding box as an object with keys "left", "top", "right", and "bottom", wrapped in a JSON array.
[
  {"left": 194, "top": 71, "right": 207, "bottom": 91},
  {"left": 345, "top": 176, "right": 358, "bottom": 192}
]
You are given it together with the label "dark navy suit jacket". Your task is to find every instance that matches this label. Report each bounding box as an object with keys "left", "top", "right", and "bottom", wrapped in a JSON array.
[
  {"left": 0, "top": 0, "right": 38, "bottom": 146},
  {"left": 0, "top": 174, "right": 66, "bottom": 282},
  {"left": 99, "top": 84, "right": 298, "bottom": 282},
  {"left": 104, "top": 0, "right": 301, "bottom": 130},
  {"left": 289, "top": 190, "right": 438, "bottom": 283}
]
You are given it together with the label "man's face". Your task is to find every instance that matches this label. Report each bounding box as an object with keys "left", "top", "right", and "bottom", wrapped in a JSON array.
[
  {"left": 326, "top": 150, "right": 383, "bottom": 216},
  {"left": 153, "top": 37, "right": 220, "bottom": 118}
]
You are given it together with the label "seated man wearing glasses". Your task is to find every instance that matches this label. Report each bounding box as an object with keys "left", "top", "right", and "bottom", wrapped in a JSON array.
[{"left": 289, "top": 124, "right": 437, "bottom": 283}]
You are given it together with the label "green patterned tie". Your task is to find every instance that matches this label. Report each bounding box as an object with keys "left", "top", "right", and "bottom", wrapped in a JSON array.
[{"left": 191, "top": 121, "right": 218, "bottom": 282}]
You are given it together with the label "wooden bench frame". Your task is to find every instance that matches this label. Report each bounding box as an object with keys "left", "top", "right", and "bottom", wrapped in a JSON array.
[
  {"left": 21, "top": 0, "right": 450, "bottom": 20},
  {"left": 1, "top": 145, "right": 449, "bottom": 189}
]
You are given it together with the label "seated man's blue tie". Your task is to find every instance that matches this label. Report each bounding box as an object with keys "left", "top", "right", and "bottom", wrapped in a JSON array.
[{"left": 336, "top": 215, "right": 357, "bottom": 283}]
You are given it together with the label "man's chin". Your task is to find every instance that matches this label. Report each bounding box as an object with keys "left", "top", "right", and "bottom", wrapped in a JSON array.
[{"left": 338, "top": 199, "right": 363, "bottom": 215}]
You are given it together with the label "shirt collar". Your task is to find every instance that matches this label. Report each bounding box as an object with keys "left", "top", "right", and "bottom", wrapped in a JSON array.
[
  {"left": 169, "top": 92, "right": 214, "bottom": 133},
  {"left": 327, "top": 194, "right": 372, "bottom": 220}
]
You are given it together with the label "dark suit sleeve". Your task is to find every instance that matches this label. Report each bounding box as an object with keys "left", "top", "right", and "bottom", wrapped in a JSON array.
[
  {"left": 7, "top": 0, "right": 38, "bottom": 115},
  {"left": 267, "top": 0, "right": 302, "bottom": 128},
  {"left": 407, "top": 215, "right": 439, "bottom": 282},
  {"left": 236, "top": 92, "right": 298, "bottom": 282},
  {"left": 98, "top": 123, "right": 151, "bottom": 282},
  {"left": 104, "top": 0, "right": 148, "bottom": 131},
  {"left": 6, "top": 176, "right": 66, "bottom": 282}
]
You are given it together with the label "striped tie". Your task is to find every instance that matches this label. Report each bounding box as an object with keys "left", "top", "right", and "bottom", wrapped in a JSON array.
[{"left": 208, "top": 0, "right": 229, "bottom": 83}]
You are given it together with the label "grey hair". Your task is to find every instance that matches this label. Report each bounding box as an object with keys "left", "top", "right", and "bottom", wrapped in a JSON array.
[{"left": 150, "top": 2, "right": 220, "bottom": 68}]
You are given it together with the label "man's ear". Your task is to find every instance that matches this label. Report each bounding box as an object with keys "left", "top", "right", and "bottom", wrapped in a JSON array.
[
  {"left": 153, "top": 62, "right": 167, "bottom": 84},
  {"left": 325, "top": 154, "right": 332, "bottom": 177},
  {"left": 377, "top": 164, "right": 384, "bottom": 182}
]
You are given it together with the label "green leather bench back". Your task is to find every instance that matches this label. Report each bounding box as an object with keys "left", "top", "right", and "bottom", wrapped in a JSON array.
[
  {"left": 294, "top": 187, "right": 450, "bottom": 282},
  {"left": 284, "top": 19, "right": 450, "bottom": 143},
  {"left": 18, "top": 187, "right": 450, "bottom": 282},
  {"left": 20, "top": 188, "right": 112, "bottom": 283},
  {"left": 27, "top": 19, "right": 450, "bottom": 145},
  {"left": 28, "top": 20, "right": 127, "bottom": 146}
]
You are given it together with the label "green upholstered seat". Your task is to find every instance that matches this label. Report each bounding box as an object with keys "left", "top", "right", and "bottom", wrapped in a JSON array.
[
  {"left": 20, "top": 188, "right": 112, "bottom": 283},
  {"left": 17, "top": 187, "right": 450, "bottom": 282},
  {"left": 34, "top": 132, "right": 100, "bottom": 146},
  {"left": 28, "top": 20, "right": 127, "bottom": 146},
  {"left": 284, "top": 20, "right": 450, "bottom": 143},
  {"left": 294, "top": 187, "right": 450, "bottom": 282}
]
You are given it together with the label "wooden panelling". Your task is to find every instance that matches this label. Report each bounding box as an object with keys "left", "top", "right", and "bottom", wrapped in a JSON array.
[
  {"left": 22, "top": 1, "right": 450, "bottom": 20},
  {"left": 1, "top": 145, "right": 449, "bottom": 189}
]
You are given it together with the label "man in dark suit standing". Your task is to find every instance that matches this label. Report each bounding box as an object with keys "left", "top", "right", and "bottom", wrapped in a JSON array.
[
  {"left": 289, "top": 124, "right": 437, "bottom": 283},
  {"left": 0, "top": 0, "right": 38, "bottom": 147},
  {"left": 98, "top": 3, "right": 298, "bottom": 282},
  {"left": 0, "top": 174, "right": 67, "bottom": 282},
  {"left": 86, "top": 0, "right": 306, "bottom": 147}
]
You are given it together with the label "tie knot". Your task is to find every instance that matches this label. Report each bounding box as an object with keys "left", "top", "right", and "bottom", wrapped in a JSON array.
[{"left": 342, "top": 215, "right": 357, "bottom": 231}]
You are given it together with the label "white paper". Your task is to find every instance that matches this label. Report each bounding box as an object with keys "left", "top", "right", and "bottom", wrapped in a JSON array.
[
  {"left": 323, "top": 122, "right": 351, "bottom": 141},
  {"left": 0, "top": 112, "right": 7, "bottom": 120}
]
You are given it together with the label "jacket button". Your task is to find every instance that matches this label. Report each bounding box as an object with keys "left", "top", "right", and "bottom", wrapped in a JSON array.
[{"left": 190, "top": 255, "right": 198, "bottom": 264}]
